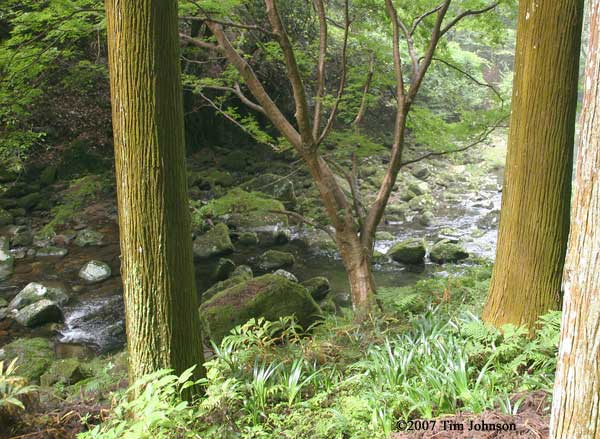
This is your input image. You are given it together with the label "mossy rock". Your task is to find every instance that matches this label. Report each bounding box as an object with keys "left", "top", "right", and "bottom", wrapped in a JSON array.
[
  {"left": 202, "top": 273, "right": 252, "bottom": 303},
  {"left": 40, "top": 166, "right": 58, "bottom": 185},
  {"left": 301, "top": 276, "right": 330, "bottom": 301},
  {"left": 193, "top": 223, "right": 234, "bottom": 259},
  {"left": 0, "top": 237, "right": 14, "bottom": 281},
  {"left": 16, "top": 192, "right": 41, "bottom": 210},
  {"left": 375, "top": 231, "right": 394, "bottom": 241},
  {"left": 0, "top": 337, "right": 55, "bottom": 383},
  {"left": 257, "top": 250, "right": 295, "bottom": 271},
  {"left": 237, "top": 231, "right": 259, "bottom": 246},
  {"left": 387, "top": 238, "right": 426, "bottom": 265},
  {"left": 408, "top": 194, "right": 435, "bottom": 212},
  {"left": 198, "top": 189, "right": 287, "bottom": 228},
  {"left": 199, "top": 274, "right": 321, "bottom": 342},
  {"left": 221, "top": 150, "right": 249, "bottom": 172},
  {"left": 9, "top": 281, "right": 70, "bottom": 310},
  {"left": 15, "top": 299, "right": 63, "bottom": 327},
  {"left": 210, "top": 258, "right": 235, "bottom": 281},
  {"left": 74, "top": 229, "right": 104, "bottom": 247},
  {"left": 429, "top": 240, "right": 469, "bottom": 264},
  {"left": 188, "top": 169, "right": 234, "bottom": 189},
  {"left": 242, "top": 174, "right": 297, "bottom": 209},
  {"left": 40, "top": 358, "right": 87, "bottom": 387},
  {"left": 0, "top": 208, "right": 13, "bottom": 226},
  {"left": 408, "top": 181, "right": 429, "bottom": 196}
]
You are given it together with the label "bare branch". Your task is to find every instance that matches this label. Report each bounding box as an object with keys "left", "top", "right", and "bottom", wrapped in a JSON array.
[
  {"left": 353, "top": 53, "right": 375, "bottom": 126},
  {"left": 384, "top": 0, "right": 406, "bottom": 102},
  {"left": 410, "top": 4, "right": 444, "bottom": 35},
  {"left": 179, "top": 32, "right": 220, "bottom": 51},
  {"left": 312, "top": 0, "right": 328, "bottom": 139},
  {"left": 397, "top": 19, "right": 419, "bottom": 80},
  {"left": 440, "top": 2, "right": 499, "bottom": 37},
  {"left": 323, "top": 156, "right": 366, "bottom": 222}
]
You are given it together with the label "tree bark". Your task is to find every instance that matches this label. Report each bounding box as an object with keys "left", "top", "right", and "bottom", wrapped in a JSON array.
[
  {"left": 550, "top": 1, "right": 600, "bottom": 436},
  {"left": 105, "top": 0, "right": 205, "bottom": 392},
  {"left": 482, "top": 0, "right": 583, "bottom": 329}
]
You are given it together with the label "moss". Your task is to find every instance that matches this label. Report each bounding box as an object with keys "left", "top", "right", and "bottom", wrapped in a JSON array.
[
  {"left": 302, "top": 276, "right": 331, "bottom": 301},
  {"left": 192, "top": 223, "right": 234, "bottom": 259},
  {"left": 198, "top": 188, "right": 287, "bottom": 228},
  {"left": 199, "top": 274, "right": 321, "bottom": 342},
  {"left": 257, "top": 250, "right": 295, "bottom": 271},
  {"left": 387, "top": 238, "right": 426, "bottom": 265},
  {"left": 0, "top": 338, "right": 55, "bottom": 383},
  {"left": 188, "top": 169, "right": 234, "bottom": 189},
  {"left": 430, "top": 240, "right": 469, "bottom": 264},
  {"left": 40, "top": 358, "right": 86, "bottom": 387},
  {"left": 0, "top": 208, "right": 13, "bottom": 226}
]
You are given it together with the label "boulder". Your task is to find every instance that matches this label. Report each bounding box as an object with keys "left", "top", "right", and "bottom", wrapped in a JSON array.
[
  {"left": 202, "top": 273, "right": 252, "bottom": 303},
  {"left": 231, "top": 265, "right": 253, "bottom": 279},
  {"left": 221, "top": 150, "right": 249, "bottom": 172},
  {"left": 9, "top": 281, "right": 70, "bottom": 310},
  {"left": 273, "top": 269, "right": 298, "bottom": 283},
  {"left": 408, "top": 181, "right": 429, "bottom": 196},
  {"left": 387, "top": 238, "right": 426, "bottom": 265},
  {"left": 210, "top": 258, "right": 235, "bottom": 281},
  {"left": 199, "top": 274, "right": 321, "bottom": 341},
  {"left": 15, "top": 299, "right": 63, "bottom": 327},
  {"left": 272, "top": 227, "right": 291, "bottom": 245},
  {"left": 36, "top": 246, "right": 68, "bottom": 258},
  {"left": 301, "top": 276, "right": 330, "bottom": 301},
  {"left": 193, "top": 223, "right": 234, "bottom": 259},
  {"left": 375, "top": 231, "right": 395, "bottom": 241},
  {"left": 74, "top": 229, "right": 104, "bottom": 247},
  {"left": 79, "top": 260, "right": 112, "bottom": 283},
  {"left": 238, "top": 231, "right": 259, "bottom": 246},
  {"left": 39, "top": 166, "right": 57, "bottom": 185},
  {"left": 408, "top": 194, "right": 435, "bottom": 212},
  {"left": 411, "top": 166, "right": 430, "bottom": 180},
  {"left": 10, "top": 226, "right": 33, "bottom": 246},
  {"left": 40, "top": 358, "right": 86, "bottom": 387},
  {"left": 429, "top": 241, "right": 469, "bottom": 264},
  {"left": 257, "top": 250, "right": 295, "bottom": 271},
  {"left": 418, "top": 210, "right": 434, "bottom": 226},
  {"left": 400, "top": 190, "right": 417, "bottom": 202},
  {"left": 0, "top": 338, "right": 55, "bottom": 383},
  {"left": 16, "top": 193, "right": 42, "bottom": 210},
  {"left": 0, "top": 237, "right": 14, "bottom": 281},
  {"left": 188, "top": 169, "right": 234, "bottom": 189},
  {"left": 435, "top": 227, "right": 462, "bottom": 244},
  {"left": 0, "top": 208, "right": 13, "bottom": 226}
]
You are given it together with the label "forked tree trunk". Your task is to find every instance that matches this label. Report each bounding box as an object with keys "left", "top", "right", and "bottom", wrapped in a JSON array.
[
  {"left": 550, "top": 2, "right": 600, "bottom": 436},
  {"left": 482, "top": 0, "right": 584, "bottom": 329},
  {"left": 105, "top": 0, "right": 205, "bottom": 392}
]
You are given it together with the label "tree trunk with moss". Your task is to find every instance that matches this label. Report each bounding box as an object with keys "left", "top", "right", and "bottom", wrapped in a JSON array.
[
  {"left": 105, "top": 0, "right": 205, "bottom": 391},
  {"left": 550, "top": 2, "right": 600, "bottom": 436},
  {"left": 482, "top": 0, "right": 583, "bottom": 329}
]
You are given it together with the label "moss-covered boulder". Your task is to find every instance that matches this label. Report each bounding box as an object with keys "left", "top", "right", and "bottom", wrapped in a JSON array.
[
  {"left": 408, "top": 194, "right": 435, "bottom": 212},
  {"left": 257, "top": 250, "right": 295, "bottom": 271},
  {"left": 0, "top": 237, "right": 13, "bottom": 281},
  {"left": 387, "top": 239, "right": 426, "bottom": 265},
  {"left": 429, "top": 241, "right": 469, "bottom": 264},
  {"left": 193, "top": 223, "right": 234, "bottom": 259},
  {"left": 9, "top": 281, "right": 70, "bottom": 310},
  {"left": 199, "top": 274, "right": 321, "bottom": 342},
  {"left": 408, "top": 181, "right": 429, "bottom": 196},
  {"left": 15, "top": 299, "right": 63, "bottom": 327},
  {"left": 198, "top": 189, "right": 287, "bottom": 228},
  {"left": 202, "top": 274, "right": 252, "bottom": 303},
  {"left": 40, "top": 358, "right": 86, "bottom": 387},
  {"left": 210, "top": 258, "right": 235, "bottom": 281},
  {"left": 74, "top": 228, "right": 104, "bottom": 247},
  {"left": 375, "top": 231, "right": 394, "bottom": 241},
  {"left": 242, "top": 174, "right": 297, "bottom": 209},
  {"left": 0, "top": 337, "right": 55, "bottom": 383},
  {"left": 16, "top": 192, "right": 41, "bottom": 210},
  {"left": 10, "top": 226, "right": 33, "bottom": 246},
  {"left": 301, "top": 276, "right": 331, "bottom": 301},
  {"left": 0, "top": 208, "right": 13, "bottom": 226},
  {"left": 273, "top": 269, "right": 298, "bottom": 283},
  {"left": 237, "top": 231, "right": 259, "bottom": 246},
  {"left": 188, "top": 169, "right": 234, "bottom": 189}
]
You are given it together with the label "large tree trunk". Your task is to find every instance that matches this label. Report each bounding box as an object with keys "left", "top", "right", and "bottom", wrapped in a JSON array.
[
  {"left": 105, "top": 0, "right": 205, "bottom": 391},
  {"left": 482, "top": 0, "right": 583, "bottom": 329},
  {"left": 550, "top": 2, "right": 600, "bottom": 437}
]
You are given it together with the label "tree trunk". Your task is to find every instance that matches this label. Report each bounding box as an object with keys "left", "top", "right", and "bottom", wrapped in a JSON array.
[
  {"left": 550, "top": 2, "right": 600, "bottom": 436},
  {"left": 105, "top": 0, "right": 205, "bottom": 392},
  {"left": 482, "top": 0, "right": 583, "bottom": 329}
]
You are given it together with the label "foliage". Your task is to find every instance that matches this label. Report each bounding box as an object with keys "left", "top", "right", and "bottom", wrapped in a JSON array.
[{"left": 0, "top": 358, "right": 37, "bottom": 411}]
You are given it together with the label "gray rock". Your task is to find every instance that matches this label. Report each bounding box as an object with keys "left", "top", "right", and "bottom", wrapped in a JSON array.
[
  {"left": 418, "top": 211, "right": 434, "bottom": 226},
  {"left": 36, "top": 245, "right": 68, "bottom": 258},
  {"left": 74, "top": 228, "right": 104, "bottom": 247},
  {"left": 15, "top": 299, "right": 63, "bottom": 327},
  {"left": 412, "top": 166, "right": 430, "bottom": 180},
  {"left": 257, "top": 250, "right": 295, "bottom": 271},
  {"left": 9, "top": 281, "right": 70, "bottom": 310},
  {"left": 193, "top": 223, "right": 234, "bottom": 259},
  {"left": 10, "top": 226, "right": 33, "bottom": 246},
  {"left": 231, "top": 264, "right": 253, "bottom": 279},
  {"left": 0, "top": 237, "right": 14, "bottom": 281},
  {"left": 387, "top": 238, "right": 426, "bottom": 265},
  {"left": 79, "top": 260, "right": 112, "bottom": 283},
  {"left": 408, "top": 181, "right": 429, "bottom": 196},
  {"left": 273, "top": 269, "right": 298, "bottom": 283}
]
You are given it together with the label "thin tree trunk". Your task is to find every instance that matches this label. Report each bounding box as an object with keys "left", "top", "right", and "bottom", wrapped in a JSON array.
[
  {"left": 353, "top": 53, "right": 374, "bottom": 127},
  {"left": 105, "top": 0, "right": 205, "bottom": 391},
  {"left": 550, "top": 1, "right": 600, "bottom": 436},
  {"left": 482, "top": 0, "right": 583, "bottom": 329}
]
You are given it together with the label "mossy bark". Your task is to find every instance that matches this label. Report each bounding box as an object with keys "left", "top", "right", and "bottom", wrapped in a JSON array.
[
  {"left": 550, "top": 3, "right": 600, "bottom": 437},
  {"left": 482, "top": 0, "right": 584, "bottom": 329},
  {"left": 105, "top": 0, "right": 205, "bottom": 392}
]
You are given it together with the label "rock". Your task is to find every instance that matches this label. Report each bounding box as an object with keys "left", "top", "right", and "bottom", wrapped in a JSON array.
[
  {"left": 40, "top": 166, "right": 57, "bottom": 185},
  {"left": 387, "top": 203, "right": 409, "bottom": 216},
  {"left": 0, "top": 338, "right": 55, "bottom": 383},
  {"left": 53, "top": 229, "right": 78, "bottom": 246},
  {"left": 15, "top": 299, "right": 63, "bottom": 327},
  {"left": 231, "top": 264, "right": 253, "bottom": 279},
  {"left": 301, "top": 276, "right": 330, "bottom": 301},
  {"left": 412, "top": 166, "right": 430, "bottom": 180},
  {"left": 400, "top": 190, "right": 417, "bottom": 202},
  {"left": 257, "top": 250, "right": 295, "bottom": 271},
  {"left": 0, "top": 237, "right": 14, "bottom": 281},
  {"left": 375, "top": 231, "right": 395, "bottom": 241},
  {"left": 79, "top": 260, "right": 112, "bottom": 283},
  {"left": 193, "top": 223, "right": 234, "bottom": 259},
  {"left": 387, "top": 238, "right": 426, "bottom": 265},
  {"left": 0, "top": 297, "right": 7, "bottom": 308},
  {"left": 199, "top": 274, "right": 321, "bottom": 341},
  {"left": 430, "top": 241, "right": 469, "bottom": 264},
  {"left": 74, "top": 229, "right": 104, "bottom": 247},
  {"left": 408, "top": 194, "right": 435, "bottom": 212},
  {"left": 8, "top": 207, "right": 26, "bottom": 218},
  {"left": 40, "top": 358, "right": 86, "bottom": 387},
  {"left": 273, "top": 269, "right": 298, "bottom": 282},
  {"left": 300, "top": 230, "right": 338, "bottom": 255},
  {"left": 238, "top": 231, "right": 259, "bottom": 246},
  {"left": 418, "top": 210, "right": 434, "bottom": 226},
  {"left": 436, "top": 227, "right": 461, "bottom": 243},
  {"left": 408, "top": 181, "right": 429, "bottom": 196},
  {"left": 477, "top": 209, "right": 500, "bottom": 230},
  {"left": 34, "top": 198, "right": 53, "bottom": 211},
  {"left": 33, "top": 229, "right": 56, "bottom": 247},
  {"left": 36, "top": 246, "right": 68, "bottom": 258},
  {"left": 9, "top": 281, "right": 70, "bottom": 310},
  {"left": 211, "top": 258, "right": 235, "bottom": 281},
  {"left": 10, "top": 226, "right": 33, "bottom": 246},
  {"left": 16, "top": 192, "right": 42, "bottom": 210},
  {"left": 243, "top": 174, "right": 298, "bottom": 209},
  {"left": 188, "top": 169, "right": 234, "bottom": 189},
  {"left": 0, "top": 208, "right": 13, "bottom": 226},
  {"left": 202, "top": 274, "right": 252, "bottom": 303},
  {"left": 272, "top": 227, "right": 291, "bottom": 245}
]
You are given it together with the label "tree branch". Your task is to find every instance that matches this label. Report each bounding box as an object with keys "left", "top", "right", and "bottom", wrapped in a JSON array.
[
  {"left": 352, "top": 52, "right": 375, "bottom": 126},
  {"left": 179, "top": 33, "right": 220, "bottom": 51},
  {"left": 410, "top": 4, "right": 444, "bottom": 36},
  {"left": 312, "top": 0, "right": 328, "bottom": 139},
  {"left": 179, "top": 16, "right": 274, "bottom": 35},
  {"left": 440, "top": 2, "right": 499, "bottom": 37}
]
